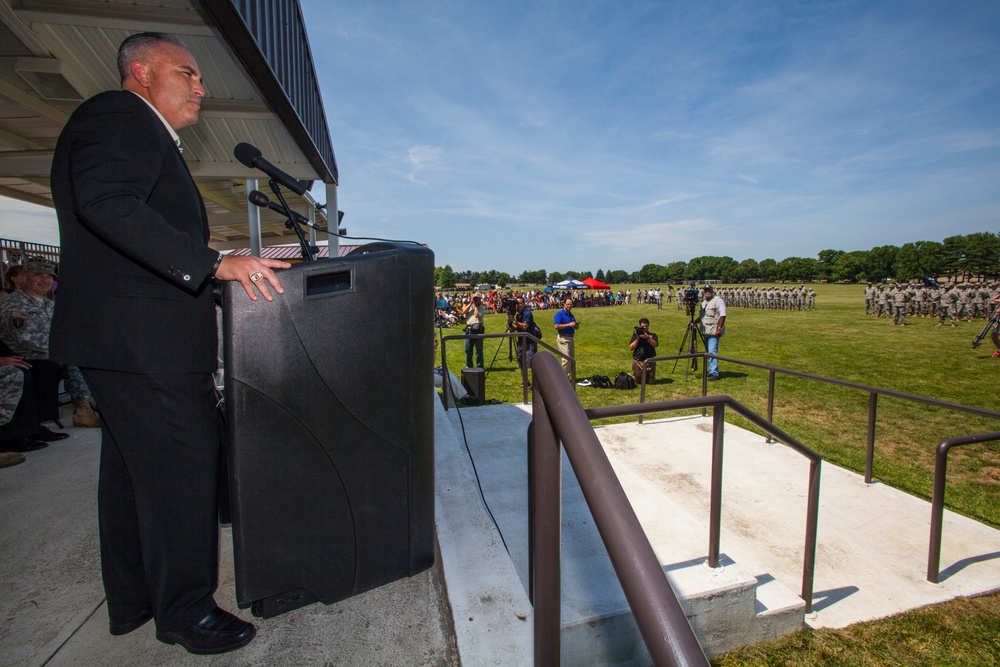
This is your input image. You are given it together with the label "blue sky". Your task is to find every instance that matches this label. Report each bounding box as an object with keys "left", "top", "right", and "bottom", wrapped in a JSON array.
[{"left": 2, "top": 1, "right": 998, "bottom": 276}]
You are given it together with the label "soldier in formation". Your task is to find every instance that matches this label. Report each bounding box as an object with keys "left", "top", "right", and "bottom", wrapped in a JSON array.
[{"left": 863, "top": 281, "right": 999, "bottom": 327}]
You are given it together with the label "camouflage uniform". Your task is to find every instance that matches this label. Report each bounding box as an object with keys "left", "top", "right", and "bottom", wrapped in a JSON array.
[
  {"left": 892, "top": 285, "right": 910, "bottom": 325},
  {"left": 0, "top": 289, "right": 91, "bottom": 399},
  {"left": 0, "top": 365, "right": 24, "bottom": 426}
]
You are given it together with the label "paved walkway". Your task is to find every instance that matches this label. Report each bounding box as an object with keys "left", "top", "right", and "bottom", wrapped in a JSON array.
[{"left": 0, "top": 405, "right": 457, "bottom": 667}]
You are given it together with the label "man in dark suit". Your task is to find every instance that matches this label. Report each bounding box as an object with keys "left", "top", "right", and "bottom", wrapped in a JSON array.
[{"left": 49, "top": 32, "right": 290, "bottom": 655}]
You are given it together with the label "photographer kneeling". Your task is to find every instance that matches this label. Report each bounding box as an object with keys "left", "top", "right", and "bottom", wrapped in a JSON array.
[{"left": 629, "top": 318, "right": 658, "bottom": 385}]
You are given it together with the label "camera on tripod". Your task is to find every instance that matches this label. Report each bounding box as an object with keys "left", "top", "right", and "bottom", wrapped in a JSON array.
[
  {"left": 502, "top": 297, "right": 518, "bottom": 315},
  {"left": 683, "top": 285, "right": 699, "bottom": 306}
]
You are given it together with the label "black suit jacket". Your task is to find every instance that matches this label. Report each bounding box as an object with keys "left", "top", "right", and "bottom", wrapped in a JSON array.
[{"left": 50, "top": 90, "right": 219, "bottom": 374}]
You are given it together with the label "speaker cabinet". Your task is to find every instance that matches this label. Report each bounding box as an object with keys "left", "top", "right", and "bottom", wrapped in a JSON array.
[{"left": 223, "top": 243, "right": 435, "bottom": 618}]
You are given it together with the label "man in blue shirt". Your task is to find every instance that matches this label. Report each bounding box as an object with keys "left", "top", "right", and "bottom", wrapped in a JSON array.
[{"left": 553, "top": 298, "right": 579, "bottom": 379}]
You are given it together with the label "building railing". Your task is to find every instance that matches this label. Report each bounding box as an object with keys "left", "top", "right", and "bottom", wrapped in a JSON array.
[
  {"left": 438, "top": 331, "right": 572, "bottom": 409},
  {"left": 1, "top": 238, "right": 61, "bottom": 290},
  {"left": 529, "top": 351, "right": 709, "bottom": 666},
  {"left": 927, "top": 431, "right": 1000, "bottom": 583}
]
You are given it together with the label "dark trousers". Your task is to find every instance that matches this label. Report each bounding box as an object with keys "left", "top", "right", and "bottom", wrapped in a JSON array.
[
  {"left": 83, "top": 369, "right": 221, "bottom": 633},
  {"left": 0, "top": 361, "right": 62, "bottom": 443}
]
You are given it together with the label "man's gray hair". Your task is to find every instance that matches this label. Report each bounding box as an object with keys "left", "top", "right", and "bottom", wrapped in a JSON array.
[{"left": 117, "top": 32, "right": 189, "bottom": 84}]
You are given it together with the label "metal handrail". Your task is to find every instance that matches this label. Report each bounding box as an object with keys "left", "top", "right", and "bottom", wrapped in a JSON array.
[
  {"left": 927, "top": 431, "right": 1000, "bottom": 583},
  {"left": 530, "top": 351, "right": 709, "bottom": 666},
  {"left": 439, "top": 331, "right": 573, "bottom": 409},
  {"left": 636, "top": 352, "right": 1000, "bottom": 483},
  {"left": 586, "top": 396, "right": 822, "bottom": 614}
]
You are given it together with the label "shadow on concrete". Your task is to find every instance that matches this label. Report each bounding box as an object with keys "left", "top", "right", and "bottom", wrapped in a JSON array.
[{"left": 938, "top": 550, "right": 1000, "bottom": 583}]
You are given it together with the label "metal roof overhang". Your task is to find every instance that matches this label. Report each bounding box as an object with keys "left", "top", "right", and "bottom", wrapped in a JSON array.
[{"left": 0, "top": 0, "right": 338, "bottom": 252}]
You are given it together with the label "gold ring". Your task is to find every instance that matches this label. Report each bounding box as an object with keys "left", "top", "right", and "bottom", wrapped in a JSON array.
[{"left": 250, "top": 271, "right": 263, "bottom": 283}]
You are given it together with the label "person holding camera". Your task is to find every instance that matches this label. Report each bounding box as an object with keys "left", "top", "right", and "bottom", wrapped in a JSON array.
[
  {"left": 698, "top": 285, "right": 726, "bottom": 381},
  {"left": 629, "top": 317, "right": 658, "bottom": 385},
  {"left": 460, "top": 294, "right": 485, "bottom": 369},
  {"left": 509, "top": 297, "right": 541, "bottom": 381}
]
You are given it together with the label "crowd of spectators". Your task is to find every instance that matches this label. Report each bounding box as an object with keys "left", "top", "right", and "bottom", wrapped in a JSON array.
[{"left": 435, "top": 286, "right": 677, "bottom": 325}]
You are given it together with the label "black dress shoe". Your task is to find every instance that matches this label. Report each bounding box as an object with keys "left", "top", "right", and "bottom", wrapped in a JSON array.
[
  {"left": 4, "top": 438, "right": 48, "bottom": 452},
  {"left": 156, "top": 607, "right": 256, "bottom": 655},
  {"left": 36, "top": 426, "right": 70, "bottom": 442},
  {"left": 109, "top": 609, "right": 153, "bottom": 636}
]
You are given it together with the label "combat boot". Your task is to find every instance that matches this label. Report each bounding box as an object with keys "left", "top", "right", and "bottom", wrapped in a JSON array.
[{"left": 72, "top": 398, "right": 100, "bottom": 428}]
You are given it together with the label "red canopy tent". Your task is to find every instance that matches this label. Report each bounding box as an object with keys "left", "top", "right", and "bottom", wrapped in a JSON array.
[{"left": 583, "top": 277, "right": 610, "bottom": 289}]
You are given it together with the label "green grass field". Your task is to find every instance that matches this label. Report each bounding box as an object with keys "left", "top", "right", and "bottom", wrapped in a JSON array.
[
  {"left": 438, "top": 283, "right": 1000, "bottom": 665},
  {"left": 439, "top": 283, "right": 1000, "bottom": 528}
]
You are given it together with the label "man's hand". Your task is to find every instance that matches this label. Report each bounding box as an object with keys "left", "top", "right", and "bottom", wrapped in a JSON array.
[
  {"left": 0, "top": 356, "right": 31, "bottom": 369},
  {"left": 214, "top": 255, "right": 292, "bottom": 302}
]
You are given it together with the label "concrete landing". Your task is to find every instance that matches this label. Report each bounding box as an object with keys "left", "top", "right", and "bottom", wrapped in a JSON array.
[
  {"left": 0, "top": 404, "right": 458, "bottom": 667},
  {"left": 446, "top": 401, "right": 1000, "bottom": 641}
]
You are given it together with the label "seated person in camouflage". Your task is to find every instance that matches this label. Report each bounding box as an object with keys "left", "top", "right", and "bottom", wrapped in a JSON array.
[
  {"left": 0, "top": 340, "right": 70, "bottom": 455},
  {"left": 0, "top": 257, "right": 99, "bottom": 427}
]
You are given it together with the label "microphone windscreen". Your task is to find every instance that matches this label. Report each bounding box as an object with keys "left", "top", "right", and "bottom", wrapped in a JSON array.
[
  {"left": 234, "top": 142, "right": 261, "bottom": 168},
  {"left": 248, "top": 190, "right": 270, "bottom": 207}
]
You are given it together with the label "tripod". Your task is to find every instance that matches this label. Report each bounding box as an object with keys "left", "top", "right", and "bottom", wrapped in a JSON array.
[{"left": 672, "top": 305, "right": 706, "bottom": 380}]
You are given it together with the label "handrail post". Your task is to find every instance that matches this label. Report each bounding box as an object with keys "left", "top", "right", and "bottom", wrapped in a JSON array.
[
  {"left": 766, "top": 370, "right": 775, "bottom": 443},
  {"left": 520, "top": 335, "right": 529, "bottom": 405},
  {"left": 801, "top": 459, "right": 821, "bottom": 613},
  {"left": 708, "top": 403, "right": 725, "bottom": 568},
  {"left": 927, "top": 440, "right": 950, "bottom": 584},
  {"left": 530, "top": 387, "right": 561, "bottom": 666},
  {"left": 440, "top": 338, "right": 452, "bottom": 411},
  {"left": 638, "top": 361, "right": 647, "bottom": 425},
  {"left": 701, "top": 355, "right": 708, "bottom": 418},
  {"left": 865, "top": 392, "right": 878, "bottom": 484}
]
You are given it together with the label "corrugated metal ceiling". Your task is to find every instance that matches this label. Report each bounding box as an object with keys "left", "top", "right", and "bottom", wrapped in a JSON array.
[{"left": 0, "top": 0, "right": 336, "bottom": 250}]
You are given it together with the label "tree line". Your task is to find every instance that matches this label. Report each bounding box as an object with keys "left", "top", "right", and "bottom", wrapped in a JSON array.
[{"left": 434, "top": 231, "right": 999, "bottom": 287}]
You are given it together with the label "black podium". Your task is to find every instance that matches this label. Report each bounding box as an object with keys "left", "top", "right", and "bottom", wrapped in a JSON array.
[{"left": 222, "top": 243, "right": 435, "bottom": 618}]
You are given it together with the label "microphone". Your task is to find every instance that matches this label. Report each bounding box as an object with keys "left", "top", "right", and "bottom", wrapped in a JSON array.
[
  {"left": 248, "top": 190, "right": 329, "bottom": 232},
  {"left": 234, "top": 142, "right": 308, "bottom": 195}
]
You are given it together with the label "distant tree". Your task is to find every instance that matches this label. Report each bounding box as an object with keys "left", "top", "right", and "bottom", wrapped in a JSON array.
[
  {"left": 941, "top": 235, "right": 966, "bottom": 280},
  {"left": 738, "top": 258, "right": 760, "bottom": 282},
  {"left": 963, "top": 232, "right": 1000, "bottom": 279},
  {"left": 638, "top": 263, "right": 668, "bottom": 283},
  {"left": 867, "top": 245, "right": 899, "bottom": 282},
  {"left": 595, "top": 268, "right": 605, "bottom": 281},
  {"left": 774, "top": 257, "right": 818, "bottom": 282},
  {"left": 758, "top": 258, "right": 776, "bottom": 282},
  {"left": 665, "top": 261, "right": 686, "bottom": 283},
  {"left": 896, "top": 241, "right": 943, "bottom": 281},
  {"left": 518, "top": 269, "right": 547, "bottom": 284},
  {"left": 816, "top": 249, "right": 844, "bottom": 281},
  {"left": 831, "top": 251, "right": 869, "bottom": 283},
  {"left": 548, "top": 271, "right": 565, "bottom": 283},
  {"left": 435, "top": 265, "right": 456, "bottom": 288},
  {"left": 496, "top": 272, "right": 512, "bottom": 287},
  {"left": 606, "top": 269, "right": 630, "bottom": 283}
]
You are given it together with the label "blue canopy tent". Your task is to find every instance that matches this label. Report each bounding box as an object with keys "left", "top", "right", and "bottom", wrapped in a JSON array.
[{"left": 554, "top": 279, "right": 589, "bottom": 289}]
